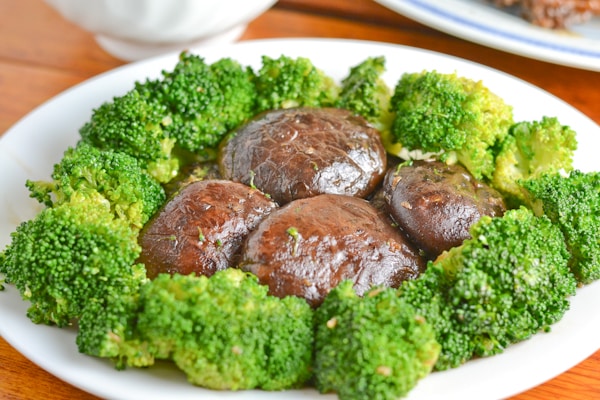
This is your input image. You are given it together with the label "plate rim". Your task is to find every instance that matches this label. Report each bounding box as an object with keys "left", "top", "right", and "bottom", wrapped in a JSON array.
[{"left": 374, "top": 0, "right": 600, "bottom": 71}]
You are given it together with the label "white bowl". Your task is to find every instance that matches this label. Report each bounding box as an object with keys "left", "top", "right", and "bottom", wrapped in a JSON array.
[{"left": 45, "top": 0, "right": 277, "bottom": 61}]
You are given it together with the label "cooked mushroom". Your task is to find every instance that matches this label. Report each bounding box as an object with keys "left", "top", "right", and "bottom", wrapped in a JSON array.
[
  {"left": 218, "top": 107, "right": 387, "bottom": 205},
  {"left": 138, "top": 179, "right": 277, "bottom": 279},
  {"left": 383, "top": 159, "right": 506, "bottom": 259},
  {"left": 239, "top": 193, "right": 426, "bottom": 307}
]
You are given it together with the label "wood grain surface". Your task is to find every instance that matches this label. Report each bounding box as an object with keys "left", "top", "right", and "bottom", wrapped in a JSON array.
[{"left": 1, "top": 0, "right": 599, "bottom": 399}]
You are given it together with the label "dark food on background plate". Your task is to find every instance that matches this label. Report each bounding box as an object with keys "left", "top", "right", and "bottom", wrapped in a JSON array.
[{"left": 492, "top": 0, "right": 600, "bottom": 28}]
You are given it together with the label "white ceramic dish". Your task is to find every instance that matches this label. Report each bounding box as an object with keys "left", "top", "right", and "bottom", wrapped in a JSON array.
[
  {"left": 375, "top": 0, "right": 600, "bottom": 71},
  {"left": 0, "top": 38, "right": 599, "bottom": 400}
]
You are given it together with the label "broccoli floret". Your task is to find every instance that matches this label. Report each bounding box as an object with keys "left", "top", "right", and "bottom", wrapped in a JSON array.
[
  {"left": 76, "top": 292, "right": 153, "bottom": 370},
  {"left": 0, "top": 202, "right": 145, "bottom": 327},
  {"left": 254, "top": 55, "right": 339, "bottom": 112},
  {"left": 522, "top": 170, "right": 600, "bottom": 284},
  {"left": 26, "top": 143, "right": 165, "bottom": 229},
  {"left": 79, "top": 88, "right": 179, "bottom": 183},
  {"left": 314, "top": 281, "right": 440, "bottom": 400},
  {"left": 120, "top": 269, "right": 314, "bottom": 391},
  {"left": 139, "top": 270, "right": 314, "bottom": 390},
  {"left": 139, "top": 53, "right": 257, "bottom": 156},
  {"left": 389, "top": 70, "right": 513, "bottom": 180},
  {"left": 492, "top": 116, "right": 577, "bottom": 207},
  {"left": 335, "top": 56, "right": 392, "bottom": 127},
  {"left": 397, "top": 262, "right": 474, "bottom": 370},
  {"left": 399, "top": 207, "right": 577, "bottom": 370},
  {"left": 334, "top": 56, "right": 401, "bottom": 155}
]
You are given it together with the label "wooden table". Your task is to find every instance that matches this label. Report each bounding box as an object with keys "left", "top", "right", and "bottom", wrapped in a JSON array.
[{"left": 1, "top": 0, "right": 598, "bottom": 399}]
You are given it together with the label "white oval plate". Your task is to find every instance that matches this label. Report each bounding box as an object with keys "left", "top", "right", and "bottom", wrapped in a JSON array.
[
  {"left": 375, "top": 0, "right": 600, "bottom": 71},
  {"left": 1, "top": 38, "right": 599, "bottom": 400}
]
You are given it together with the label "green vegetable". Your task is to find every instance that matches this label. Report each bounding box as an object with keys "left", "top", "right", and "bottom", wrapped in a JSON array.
[
  {"left": 26, "top": 143, "right": 165, "bottom": 229},
  {"left": 492, "top": 116, "right": 577, "bottom": 207},
  {"left": 77, "top": 269, "right": 314, "bottom": 391},
  {"left": 314, "top": 281, "right": 440, "bottom": 400},
  {"left": 138, "top": 53, "right": 257, "bottom": 156},
  {"left": 76, "top": 291, "right": 153, "bottom": 370},
  {"left": 389, "top": 70, "right": 513, "bottom": 180},
  {"left": 334, "top": 55, "right": 401, "bottom": 156},
  {"left": 254, "top": 55, "right": 339, "bottom": 112},
  {"left": 0, "top": 202, "right": 145, "bottom": 327},
  {"left": 335, "top": 56, "right": 392, "bottom": 129},
  {"left": 78, "top": 52, "right": 257, "bottom": 183},
  {"left": 79, "top": 87, "right": 179, "bottom": 183},
  {"left": 399, "top": 207, "right": 577, "bottom": 370},
  {"left": 522, "top": 170, "right": 600, "bottom": 284}
]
